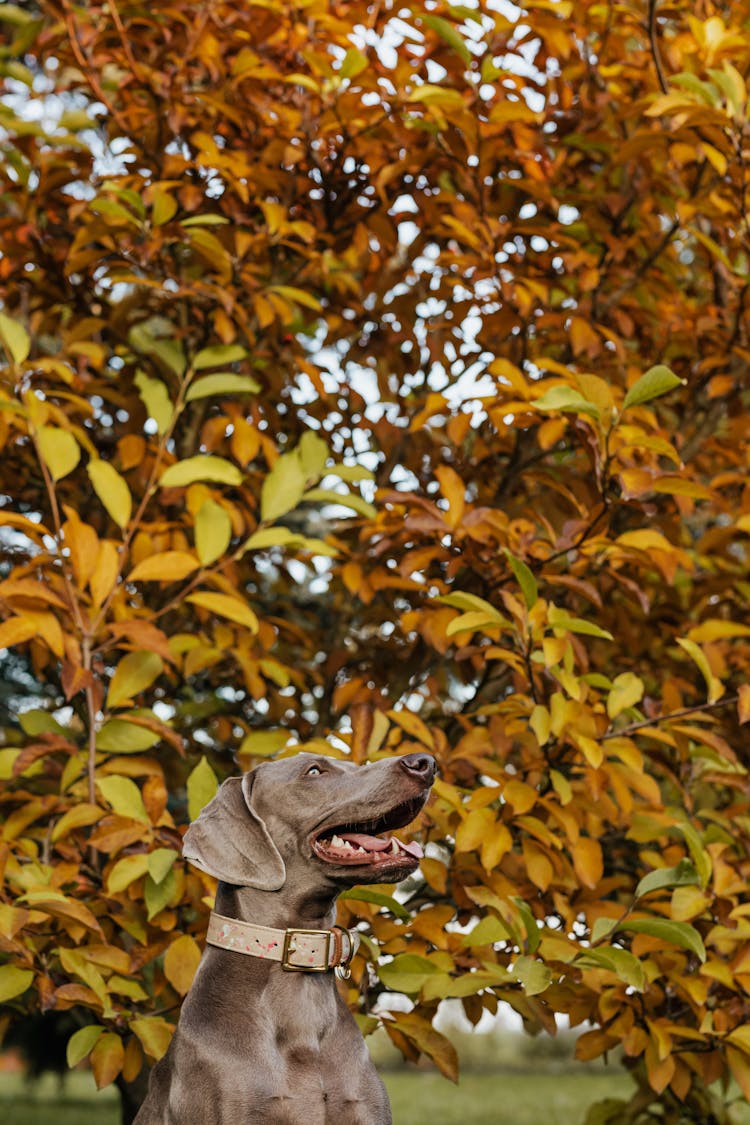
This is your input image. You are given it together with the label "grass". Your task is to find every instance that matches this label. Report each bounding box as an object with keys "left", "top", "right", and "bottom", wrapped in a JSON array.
[
  {"left": 0, "top": 1067, "right": 631, "bottom": 1125},
  {"left": 1, "top": 1066, "right": 748, "bottom": 1125}
]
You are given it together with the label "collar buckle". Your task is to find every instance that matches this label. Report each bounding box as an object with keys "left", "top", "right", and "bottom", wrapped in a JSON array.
[{"left": 281, "top": 928, "right": 333, "bottom": 972}]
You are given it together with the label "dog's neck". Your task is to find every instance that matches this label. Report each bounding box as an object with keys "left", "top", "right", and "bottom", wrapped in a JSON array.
[{"left": 215, "top": 880, "right": 339, "bottom": 931}]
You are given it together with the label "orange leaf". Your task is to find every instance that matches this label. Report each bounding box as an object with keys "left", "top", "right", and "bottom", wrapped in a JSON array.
[
  {"left": 572, "top": 837, "right": 603, "bottom": 889},
  {"left": 90, "top": 1032, "right": 124, "bottom": 1089}
]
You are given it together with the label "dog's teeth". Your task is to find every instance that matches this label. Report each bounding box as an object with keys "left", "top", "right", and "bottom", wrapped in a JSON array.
[
  {"left": 390, "top": 839, "right": 399, "bottom": 854},
  {"left": 331, "top": 834, "right": 344, "bottom": 847},
  {"left": 356, "top": 846, "right": 367, "bottom": 854}
]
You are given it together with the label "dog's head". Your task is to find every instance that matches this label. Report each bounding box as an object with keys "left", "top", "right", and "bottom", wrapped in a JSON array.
[{"left": 182, "top": 751, "right": 436, "bottom": 891}]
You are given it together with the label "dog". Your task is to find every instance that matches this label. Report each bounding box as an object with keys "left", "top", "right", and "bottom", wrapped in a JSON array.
[{"left": 133, "top": 750, "right": 437, "bottom": 1124}]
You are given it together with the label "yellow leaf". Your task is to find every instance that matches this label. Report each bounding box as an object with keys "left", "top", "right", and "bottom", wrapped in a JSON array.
[
  {"left": 96, "top": 776, "right": 149, "bottom": 823},
  {"left": 135, "top": 370, "right": 173, "bottom": 434},
  {"left": 195, "top": 499, "right": 232, "bottom": 565},
  {"left": 186, "top": 591, "right": 259, "bottom": 631},
  {"left": 504, "top": 779, "right": 537, "bottom": 815},
  {"left": 688, "top": 619, "right": 750, "bottom": 642},
  {"left": 128, "top": 551, "right": 200, "bottom": 583},
  {"left": 0, "top": 616, "right": 38, "bottom": 650},
  {"left": 107, "top": 651, "right": 163, "bottom": 709},
  {"left": 607, "top": 672, "right": 645, "bottom": 719},
  {"left": 107, "top": 854, "right": 149, "bottom": 894},
  {"left": 159, "top": 456, "right": 243, "bottom": 488},
  {"left": 738, "top": 684, "right": 750, "bottom": 725},
  {"left": 0, "top": 963, "right": 34, "bottom": 1003},
  {"left": 260, "top": 450, "right": 308, "bottom": 521},
  {"left": 151, "top": 186, "right": 178, "bottom": 226},
  {"left": 130, "top": 1017, "right": 174, "bottom": 1061},
  {"left": 676, "top": 638, "right": 724, "bottom": 703},
  {"left": 187, "top": 755, "right": 218, "bottom": 821},
  {"left": 87, "top": 460, "right": 132, "bottom": 528},
  {"left": 386, "top": 709, "right": 434, "bottom": 748},
  {"left": 455, "top": 807, "right": 495, "bottom": 853},
  {"left": 530, "top": 705, "right": 551, "bottom": 746},
  {"left": 0, "top": 312, "right": 30, "bottom": 365},
  {"left": 573, "top": 837, "right": 603, "bottom": 889},
  {"left": 37, "top": 425, "right": 81, "bottom": 481},
  {"left": 90, "top": 1032, "right": 124, "bottom": 1089},
  {"left": 51, "top": 803, "right": 103, "bottom": 843},
  {"left": 164, "top": 934, "right": 202, "bottom": 995},
  {"left": 89, "top": 541, "right": 120, "bottom": 608}
]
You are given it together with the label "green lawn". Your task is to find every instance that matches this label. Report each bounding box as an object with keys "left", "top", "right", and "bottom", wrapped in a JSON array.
[
  {"left": 0, "top": 1068, "right": 631, "bottom": 1125},
  {"left": 1, "top": 1068, "right": 748, "bottom": 1125}
]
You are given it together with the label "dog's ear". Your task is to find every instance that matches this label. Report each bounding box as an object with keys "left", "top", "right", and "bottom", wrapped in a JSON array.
[{"left": 182, "top": 771, "right": 286, "bottom": 889}]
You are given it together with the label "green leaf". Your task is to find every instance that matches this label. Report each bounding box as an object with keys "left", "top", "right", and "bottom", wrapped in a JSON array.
[
  {"left": 135, "top": 370, "right": 173, "bottom": 434},
  {"left": 298, "top": 430, "right": 329, "bottom": 481},
  {"left": 19, "top": 709, "right": 67, "bottom": 736},
  {"left": 145, "top": 868, "right": 177, "bottom": 920},
  {"left": 260, "top": 451, "right": 308, "bottom": 521},
  {"left": 107, "top": 652, "right": 163, "bottom": 710},
  {"left": 635, "top": 858, "right": 700, "bottom": 900},
  {"left": 422, "top": 14, "right": 471, "bottom": 64},
  {"left": 511, "top": 896, "right": 542, "bottom": 955},
  {"left": 461, "top": 915, "right": 510, "bottom": 947},
  {"left": 193, "top": 344, "right": 248, "bottom": 370},
  {"left": 238, "top": 730, "right": 290, "bottom": 758},
  {"left": 548, "top": 605, "right": 613, "bottom": 640},
  {"left": 619, "top": 918, "right": 706, "bottom": 962},
  {"left": 591, "top": 916, "right": 619, "bottom": 944},
  {"left": 0, "top": 963, "right": 34, "bottom": 1003},
  {"left": 147, "top": 847, "right": 179, "bottom": 885},
  {"left": 340, "top": 887, "right": 411, "bottom": 921},
  {"left": 675, "top": 821, "right": 712, "bottom": 889},
  {"left": 534, "top": 385, "right": 600, "bottom": 418},
  {"left": 622, "top": 365, "right": 684, "bottom": 410},
  {"left": 378, "top": 954, "right": 441, "bottom": 994},
  {"left": 576, "top": 947, "right": 645, "bottom": 991},
  {"left": 502, "top": 549, "right": 538, "bottom": 609},
  {"left": 96, "top": 776, "right": 149, "bottom": 822},
  {"left": 185, "top": 373, "right": 260, "bottom": 402},
  {"left": 243, "top": 527, "right": 304, "bottom": 552},
  {"left": 66, "top": 1025, "right": 104, "bottom": 1068},
  {"left": 301, "top": 488, "right": 376, "bottom": 519},
  {"left": 511, "top": 955, "right": 552, "bottom": 996},
  {"left": 97, "top": 719, "right": 161, "bottom": 752},
  {"left": 107, "top": 853, "right": 149, "bottom": 893},
  {"left": 607, "top": 672, "right": 644, "bottom": 719},
  {"left": 37, "top": 426, "right": 81, "bottom": 481},
  {"left": 446, "top": 611, "right": 506, "bottom": 637},
  {"left": 437, "top": 592, "right": 505, "bottom": 617},
  {"left": 195, "top": 499, "right": 232, "bottom": 566},
  {"left": 340, "top": 47, "right": 369, "bottom": 79},
  {"left": 0, "top": 312, "right": 30, "bottom": 365},
  {"left": 187, "top": 755, "right": 218, "bottom": 821},
  {"left": 151, "top": 187, "right": 177, "bottom": 226},
  {"left": 87, "top": 459, "right": 132, "bottom": 529},
  {"left": 159, "top": 456, "right": 243, "bottom": 488}
]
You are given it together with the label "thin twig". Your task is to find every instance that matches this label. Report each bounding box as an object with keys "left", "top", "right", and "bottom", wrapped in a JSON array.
[
  {"left": 601, "top": 694, "right": 739, "bottom": 741},
  {"left": 647, "top": 0, "right": 669, "bottom": 95}
]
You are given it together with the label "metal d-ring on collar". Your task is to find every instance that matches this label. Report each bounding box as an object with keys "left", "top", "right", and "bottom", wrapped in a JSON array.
[{"left": 206, "top": 911, "right": 359, "bottom": 978}]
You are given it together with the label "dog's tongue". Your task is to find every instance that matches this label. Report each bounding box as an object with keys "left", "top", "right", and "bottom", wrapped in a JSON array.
[{"left": 340, "top": 832, "right": 423, "bottom": 858}]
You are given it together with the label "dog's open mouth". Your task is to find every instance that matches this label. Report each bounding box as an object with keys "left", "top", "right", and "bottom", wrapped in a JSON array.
[{"left": 312, "top": 795, "right": 426, "bottom": 867}]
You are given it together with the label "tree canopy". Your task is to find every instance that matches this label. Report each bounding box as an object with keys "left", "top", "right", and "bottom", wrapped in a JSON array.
[{"left": 1, "top": 0, "right": 750, "bottom": 1119}]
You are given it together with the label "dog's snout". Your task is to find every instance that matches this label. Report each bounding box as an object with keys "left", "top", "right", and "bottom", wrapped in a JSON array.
[{"left": 399, "top": 752, "right": 437, "bottom": 782}]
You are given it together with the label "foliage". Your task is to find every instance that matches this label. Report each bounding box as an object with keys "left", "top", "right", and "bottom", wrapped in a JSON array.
[{"left": 1, "top": 0, "right": 750, "bottom": 1119}]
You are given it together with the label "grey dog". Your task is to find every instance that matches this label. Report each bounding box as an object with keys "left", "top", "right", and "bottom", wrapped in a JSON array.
[{"left": 133, "top": 750, "right": 436, "bottom": 1124}]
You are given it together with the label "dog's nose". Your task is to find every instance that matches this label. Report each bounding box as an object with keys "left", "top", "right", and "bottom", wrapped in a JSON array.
[{"left": 399, "top": 752, "right": 437, "bottom": 782}]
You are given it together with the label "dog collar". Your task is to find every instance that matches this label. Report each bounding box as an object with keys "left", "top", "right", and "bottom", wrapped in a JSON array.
[{"left": 206, "top": 911, "right": 360, "bottom": 977}]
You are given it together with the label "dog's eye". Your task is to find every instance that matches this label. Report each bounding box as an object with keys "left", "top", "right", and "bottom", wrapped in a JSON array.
[{"left": 306, "top": 765, "right": 322, "bottom": 776}]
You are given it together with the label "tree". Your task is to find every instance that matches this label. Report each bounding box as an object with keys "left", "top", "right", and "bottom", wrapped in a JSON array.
[{"left": 1, "top": 0, "right": 750, "bottom": 1120}]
